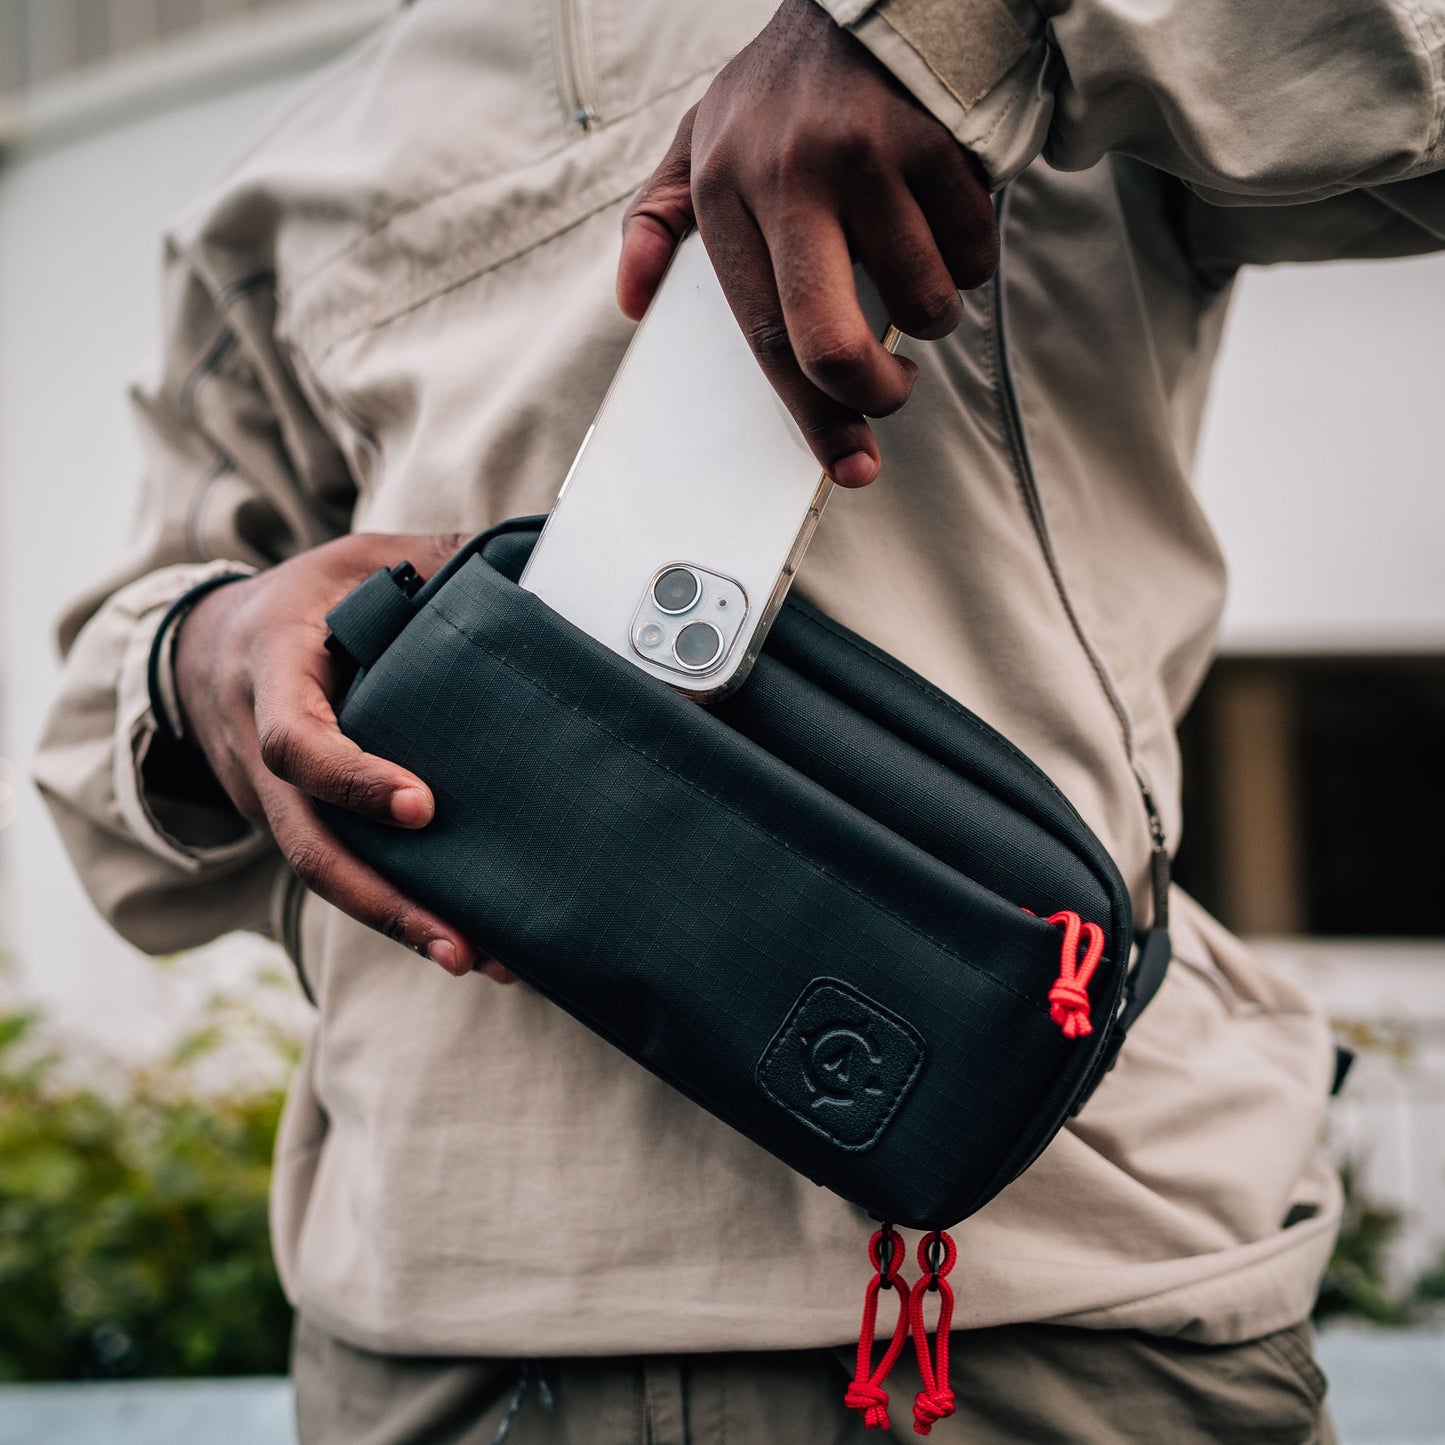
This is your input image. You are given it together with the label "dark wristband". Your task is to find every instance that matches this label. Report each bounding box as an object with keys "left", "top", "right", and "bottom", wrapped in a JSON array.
[{"left": 145, "top": 571, "right": 252, "bottom": 748}]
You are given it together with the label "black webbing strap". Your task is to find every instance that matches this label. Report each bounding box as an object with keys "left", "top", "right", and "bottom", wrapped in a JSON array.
[
  {"left": 1070, "top": 925, "right": 1171, "bottom": 1112},
  {"left": 324, "top": 562, "right": 423, "bottom": 671},
  {"left": 1331, "top": 1045, "right": 1355, "bottom": 1096},
  {"left": 1118, "top": 927, "right": 1172, "bottom": 1035}
]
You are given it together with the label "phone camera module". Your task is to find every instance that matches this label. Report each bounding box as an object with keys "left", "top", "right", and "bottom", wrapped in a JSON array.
[
  {"left": 652, "top": 566, "right": 700, "bottom": 614},
  {"left": 630, "top": 562, "right": 747, "bottom": 683},
  {"left": 674, "top": 620, "right": 724, "bottom": 671}
]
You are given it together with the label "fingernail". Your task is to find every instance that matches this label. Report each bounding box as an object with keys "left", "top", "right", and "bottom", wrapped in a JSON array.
[
  {"left": 427, "top": 939, "right": 461, "bottom": 974},
  {"left": 391, "top": 787, "right": 433, "bottom": 827},
  {"left": 832, "top": 451, "right": 879, "bottom": 487}
]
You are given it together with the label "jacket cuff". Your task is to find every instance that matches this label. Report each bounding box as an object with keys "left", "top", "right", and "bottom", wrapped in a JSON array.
[
  {"left": 818, "top": 0, "right": 1053, "bottom": 188},
  {"left": 115, "top": 561, "right": 264, "bottom": 869}
]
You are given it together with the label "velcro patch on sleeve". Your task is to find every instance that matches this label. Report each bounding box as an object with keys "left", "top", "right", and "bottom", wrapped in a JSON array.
[{"left": 876, "top": 0, "right": 1031, "bottom": 110}]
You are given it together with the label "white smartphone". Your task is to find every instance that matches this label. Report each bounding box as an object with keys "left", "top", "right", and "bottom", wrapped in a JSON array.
[{"left": 519, "top": 229, "right": 898, "bottom": 701}]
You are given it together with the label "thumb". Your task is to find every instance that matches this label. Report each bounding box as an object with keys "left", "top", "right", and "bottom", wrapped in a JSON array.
[{"left": 617, "top": 106, "right": 697, "bottom": 320}]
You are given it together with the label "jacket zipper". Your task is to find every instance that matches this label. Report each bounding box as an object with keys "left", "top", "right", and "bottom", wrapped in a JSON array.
[
  {"left": 990, "top": 187, "right": 1171, "bottom": 930},
  {"left": 553, "top": 0, "right": 600, "bottom": 132}
]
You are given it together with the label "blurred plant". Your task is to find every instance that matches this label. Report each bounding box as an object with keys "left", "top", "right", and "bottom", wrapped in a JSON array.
[
  {"left": 0, "top": 984, "right": 299, "bottom": 1381},
  {"left": 1408, "top": 1245, "right": 1445, "bottom": 1317},
  {"left": 1315, "top": 1158, "right": 1413, "bottom": 1325},
  {"left": 1314, "top": 1157, "right": 1445, "bottom": 1327},
  {"left": 1311, "top": 1014, "right": 1445, "bottom": 1328}
]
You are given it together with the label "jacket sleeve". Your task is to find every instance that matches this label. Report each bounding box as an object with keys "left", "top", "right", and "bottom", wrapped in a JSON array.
[
  {"left": 1179, "top": 172, "right": 1445, "bottom": 277},
  {"left": 33, "top": 230, "right": 357, "bottom": 956},
  {"left": 819, "top": 0, "right": 1445, "bottom": 203}
]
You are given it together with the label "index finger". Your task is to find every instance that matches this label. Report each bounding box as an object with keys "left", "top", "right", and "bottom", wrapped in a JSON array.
[
  {"left": 765, "top": 209, "right": 915, "bottom": 419},
  {"left": 699, "top": 199, "right": 899, "bottom": 486}
]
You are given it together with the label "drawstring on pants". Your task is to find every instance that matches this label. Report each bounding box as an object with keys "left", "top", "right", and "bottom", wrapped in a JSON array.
[{"left": 487, "top": 1360, "right": 555, "bottom": 1445}]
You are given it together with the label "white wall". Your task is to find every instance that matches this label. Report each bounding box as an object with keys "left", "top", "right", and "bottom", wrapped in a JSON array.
[
  {"left": 2, "top": 49, "right": 1444, "bottom": 1053},
  {"left": 0, "top": 69, "right": 324, "bottom": 1056},
  {"left": 1197, "top": 254, "right": 1445, "bottom": 654}
]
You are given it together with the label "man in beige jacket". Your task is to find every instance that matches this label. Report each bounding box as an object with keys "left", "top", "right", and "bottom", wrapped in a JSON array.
[{"left": 34, "top": 0, "right": 1445, "bottom": 1440}]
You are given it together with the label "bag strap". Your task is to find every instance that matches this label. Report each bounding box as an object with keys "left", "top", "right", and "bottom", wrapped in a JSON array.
[{"left": 1118, "top": 926, "right": 1171, "bottom": 1035}]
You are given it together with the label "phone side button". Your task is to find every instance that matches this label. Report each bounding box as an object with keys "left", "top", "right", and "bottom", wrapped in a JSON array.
[{"left": 781, "top": 507, "right": 822, "bottom": 578}]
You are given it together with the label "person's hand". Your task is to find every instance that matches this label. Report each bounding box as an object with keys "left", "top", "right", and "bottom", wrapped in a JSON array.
[
  {"left": 174, "top": 533, "right": 516, "bottom": 983},
  {"left": 617, "top": 0, "right": 998, "bottom": 487}
]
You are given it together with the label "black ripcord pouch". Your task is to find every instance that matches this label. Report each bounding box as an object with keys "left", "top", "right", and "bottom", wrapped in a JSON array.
[
  {"left": 319, "top": 516, "right": 1171, "bottom": 1231},
  {"left": 314, "top": 515, "right": 1179, "bottom": 1434}
]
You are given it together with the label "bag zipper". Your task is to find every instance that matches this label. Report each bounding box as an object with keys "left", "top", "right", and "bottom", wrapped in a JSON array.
[
  {"left": 990, "top": 186, "right": 1171, "bottom": 931},
  {"left": 552, "top": 0, "right": 600, "bottom": 132}
]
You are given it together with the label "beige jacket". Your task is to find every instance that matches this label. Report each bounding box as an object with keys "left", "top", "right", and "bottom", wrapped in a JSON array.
[{"left": 35, "top": 0, "right": 1445, "bottom": 1355}]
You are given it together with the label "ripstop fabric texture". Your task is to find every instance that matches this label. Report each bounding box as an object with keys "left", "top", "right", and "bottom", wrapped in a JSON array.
[{"left": 321, "top": 519, "right": 1135, "bottom": 1230}]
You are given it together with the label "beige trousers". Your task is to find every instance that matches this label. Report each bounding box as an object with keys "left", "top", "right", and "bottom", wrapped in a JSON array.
[{"left": 292, "top": 1316, "right": 1335, "bottom": 1444}]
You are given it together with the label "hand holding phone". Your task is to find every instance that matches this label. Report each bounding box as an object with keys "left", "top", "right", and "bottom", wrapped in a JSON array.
[{"left": 520, "top": 230, "right": 896, "bottom": 700}]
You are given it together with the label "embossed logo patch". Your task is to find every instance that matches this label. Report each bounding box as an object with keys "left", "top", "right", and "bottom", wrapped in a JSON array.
[{"left": 756, "top": 979, "right": 926, "bottom": 1151}]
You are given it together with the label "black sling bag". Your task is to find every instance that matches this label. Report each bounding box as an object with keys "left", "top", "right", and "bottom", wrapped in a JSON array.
[
  {"left": 321, "top": 515, "right": 1170, "bottom": 1228},
  {"left": 318, "top": 515, "right": 1171, "bottom": 1432}
]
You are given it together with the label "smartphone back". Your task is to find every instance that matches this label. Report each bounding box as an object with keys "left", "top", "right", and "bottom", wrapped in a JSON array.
[{"left": 520, "top": 231, "right": 888, "bottom": 699}]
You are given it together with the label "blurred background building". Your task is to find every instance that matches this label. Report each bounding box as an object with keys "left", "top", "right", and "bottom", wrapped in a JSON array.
[
  {"left": 1, "top": 0, "right": 1443, "bottom": 1300},
  {"left": 0, "top": 0, "right": 387, "bottom": 1057}
]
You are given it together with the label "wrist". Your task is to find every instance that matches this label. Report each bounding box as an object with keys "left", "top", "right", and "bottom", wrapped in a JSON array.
[
  {"left": 135, "top": 567, "right": 257, "bottom": 846},
  {"left": 153, "top": 571, "right": 252, "bottom": 747}
]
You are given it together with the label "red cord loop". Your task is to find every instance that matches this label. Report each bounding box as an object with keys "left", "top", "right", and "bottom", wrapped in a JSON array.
[
  {"left": 908, "top": 1231, "right": 957, "bottom": 1435},
  {"left": 845, "top": 1227, "right": 913, "bottom": 1432},
  {"left": 1044, "top": 910, "right": 1104, "bottom": 1039}
]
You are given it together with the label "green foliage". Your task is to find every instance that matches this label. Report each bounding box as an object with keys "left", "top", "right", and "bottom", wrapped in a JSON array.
[
  {"left": 0, "top": 993, "right": 297, "bottom": 1382},
  {"left": 1315, "top": 1157, "right": 1445, "bottom": 1327},
  {"left": 1407, "top": 1245, "right": 1445, "bottom": 1313},
  {"left": 1315, "top": 1159, "right": 1412, "bottom": 1325}
]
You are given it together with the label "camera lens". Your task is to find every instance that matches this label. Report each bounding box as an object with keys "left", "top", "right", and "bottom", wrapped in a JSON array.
[
  {"left": 652, "top": 567, "right": 700, "bottom": 614},
  {"left": 674, "top": 620, "right": 724, "bottom": 671}
]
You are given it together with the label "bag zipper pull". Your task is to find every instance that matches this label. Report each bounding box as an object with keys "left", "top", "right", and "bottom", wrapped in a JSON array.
[
  {"left": 1043, "top": 911, "right": 1104, "bottom": 1039},
  {"left": 908, "top": 1231, "right": 958, "bottom": 1435},
  {"left": 845, "top": 1225, "right": 912, "bottom": 1431}
]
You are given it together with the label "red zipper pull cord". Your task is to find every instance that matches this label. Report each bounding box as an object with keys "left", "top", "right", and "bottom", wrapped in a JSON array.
[
  {"left": 845, "top": 1225, "right": 913, "bottom": 1432},
  {"left": 908, "top": 1230, "right": 958, "bottom": 1435},
  {"left": 1043, "top": 910, "right": 1104, "bottom": 1039}
]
